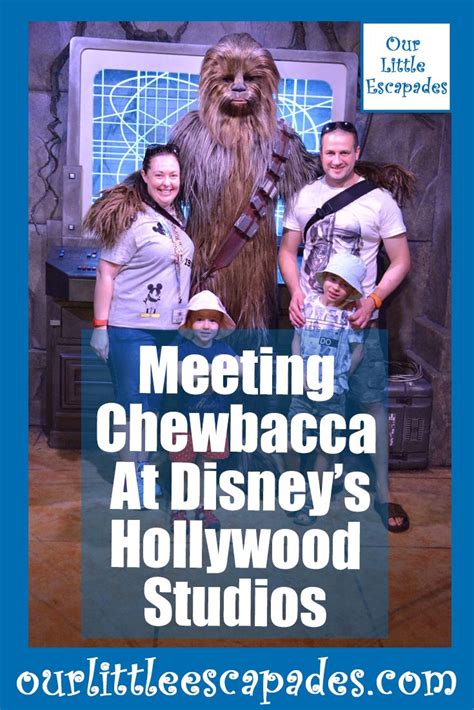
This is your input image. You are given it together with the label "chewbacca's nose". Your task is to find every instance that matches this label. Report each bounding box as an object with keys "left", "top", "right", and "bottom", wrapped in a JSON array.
[{"left": 231, "top": 73, "right": 246, "bottom": 92}]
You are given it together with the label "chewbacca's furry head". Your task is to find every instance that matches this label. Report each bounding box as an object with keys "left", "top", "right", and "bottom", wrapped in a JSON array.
[{"left": 199, "top": 33, "right": 280, "bottom": 147}]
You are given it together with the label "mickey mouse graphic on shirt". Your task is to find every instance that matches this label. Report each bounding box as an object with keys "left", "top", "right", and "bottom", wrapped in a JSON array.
[
  {"left": 143, "top": 283, "right": 163, "bottom": 315},
  {"left": 152, "top": 222, "right": 167, "bottom": 235}
]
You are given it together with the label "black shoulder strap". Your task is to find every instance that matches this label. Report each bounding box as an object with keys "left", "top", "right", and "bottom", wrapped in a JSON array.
[
  {"left": 142, "top": 194, "right": 184, "bottom": 230},
  {"left": 303, "top": 179, "right": 378, "bottom": 241}
]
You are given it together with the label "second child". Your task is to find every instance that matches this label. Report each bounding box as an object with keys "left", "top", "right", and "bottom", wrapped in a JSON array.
[
  {"left": 288, "top": 252, "right": 366, "bottom": 525},
  {"left": 169, "top": 290, "right": 238, "bottom": 531}
]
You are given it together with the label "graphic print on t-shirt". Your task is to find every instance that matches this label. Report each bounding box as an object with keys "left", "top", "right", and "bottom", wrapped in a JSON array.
[
  {"left": 300, "top": 296, "right": 361, "bottom": 394},
  {"left": 142, "top": 282, "right": 163, "bottom": 315},
  {"left": 304, "top": 214, "right": 363, "bottom": 292},
  {"left": 303, "top": 299, "right": 351, "bottom": 356}
]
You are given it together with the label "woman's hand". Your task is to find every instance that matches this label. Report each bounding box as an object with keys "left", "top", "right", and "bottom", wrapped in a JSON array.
[
  {"left": 90, "top": 328, "right": 109, "bottom": 361},
  {"left": 92, "top": 259, "right": 120, "bottom": 361}
]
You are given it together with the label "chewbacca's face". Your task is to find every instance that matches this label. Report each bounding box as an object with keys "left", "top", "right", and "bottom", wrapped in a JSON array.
[
  {"left": 199, "top": 33, "right": 280, "bottom": 143},
  {"left": 219, "top": 67, "right": 261, "bottom": 117},
  {"left": 210, "top": 50, "right": 275, "bottom": 118}
]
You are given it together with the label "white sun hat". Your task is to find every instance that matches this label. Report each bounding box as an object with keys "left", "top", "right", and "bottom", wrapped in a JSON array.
[
  {"left": 316, "top": 252, "right": 367, "bottom": 300},
  {"left": 179, "top": 290, "right": 236, "bottom": 339}
]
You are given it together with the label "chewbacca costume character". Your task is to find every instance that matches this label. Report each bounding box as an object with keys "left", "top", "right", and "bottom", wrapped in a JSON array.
[{"left": 171, "top": 33, "right": 413, "bottom": 330}]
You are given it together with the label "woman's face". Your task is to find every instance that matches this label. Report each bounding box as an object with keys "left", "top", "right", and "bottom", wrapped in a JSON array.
[{"left": 141, "top": 153, "right": 180, "bottom": 209}]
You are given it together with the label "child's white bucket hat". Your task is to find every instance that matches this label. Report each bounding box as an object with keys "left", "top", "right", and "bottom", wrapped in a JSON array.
[
  {"left": 179, "top": 290, "right": 236, "bottom": 339},
  {"left": 316, "top": 252, "right": 367, "bottom": 300}
]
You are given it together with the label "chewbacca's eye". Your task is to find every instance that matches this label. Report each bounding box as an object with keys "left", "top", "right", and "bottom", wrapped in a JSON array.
[
  {"left": 243, "top": 74, "right": 255, "bottom": 82},
  {"left": 222, "top": 75, "right": 234, "bottom": 83}
]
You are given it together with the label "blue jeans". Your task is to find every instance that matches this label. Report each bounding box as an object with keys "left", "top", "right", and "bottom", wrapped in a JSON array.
[{"left": 107, "top": 327, "right": 176, "bottom": 412}]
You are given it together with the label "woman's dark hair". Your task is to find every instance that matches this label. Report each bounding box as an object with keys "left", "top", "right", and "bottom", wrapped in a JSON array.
[{"left": 142, "top": 142, "right": 180, "bottom": 171}]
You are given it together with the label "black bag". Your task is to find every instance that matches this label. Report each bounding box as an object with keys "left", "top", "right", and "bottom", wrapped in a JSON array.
[{"left": 303, "top": 180, "right": 378, "bottom": 241}]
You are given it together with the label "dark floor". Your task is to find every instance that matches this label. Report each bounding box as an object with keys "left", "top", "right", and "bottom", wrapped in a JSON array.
[{"left": 29, "top": 426, "right": 451, "bottom": 647}]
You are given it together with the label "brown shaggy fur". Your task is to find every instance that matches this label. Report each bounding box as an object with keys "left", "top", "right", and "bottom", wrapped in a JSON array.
[
  {"left": 82, "top": 177, "right": 145, "bottom": 248},
  {"left": 172, "top": 33, "right": 414, "bottom": 330},
  {"left": 171, "top": 33, "right": 320, "bottom": 330},
  {"left": 356, "top": 161, "right": 415, "bottom": 206}
]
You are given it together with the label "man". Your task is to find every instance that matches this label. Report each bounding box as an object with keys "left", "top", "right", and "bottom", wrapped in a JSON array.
[{"left": 279, "top": 120, "right": 411, "bottom": 532}]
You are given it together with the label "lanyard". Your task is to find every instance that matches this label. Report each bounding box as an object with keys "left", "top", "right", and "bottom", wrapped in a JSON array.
[
  {"left": 144, "top": 196, "right": 186, "bottom": 305},
  {"left": 168, "top": 221, "right": 185, "bottom": 304},
  {"left": 143, "top": 193, "right": 184, "bottom": 230}
]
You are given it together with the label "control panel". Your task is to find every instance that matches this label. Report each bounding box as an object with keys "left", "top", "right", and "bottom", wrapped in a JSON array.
[{"left": 46, "top": 246, "right": 100, "bottom": 302}]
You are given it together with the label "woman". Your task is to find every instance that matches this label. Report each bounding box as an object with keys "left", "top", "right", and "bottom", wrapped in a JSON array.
[{"left": 84, "top": 143, "right": 194, "bottom": 500}]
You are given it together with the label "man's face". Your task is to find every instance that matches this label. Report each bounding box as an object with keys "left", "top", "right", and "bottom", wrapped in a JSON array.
[{"left": 320, "top": 129, "right": 360, "bottom": 187}]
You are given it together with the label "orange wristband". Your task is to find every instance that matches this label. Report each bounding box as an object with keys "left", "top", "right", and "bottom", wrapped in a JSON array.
[
  {"left": 368, "top": 292, "right": 383, "bottom": 310},
  {"left": 93, "top": 319, "right": 108, "bottom": 328}
]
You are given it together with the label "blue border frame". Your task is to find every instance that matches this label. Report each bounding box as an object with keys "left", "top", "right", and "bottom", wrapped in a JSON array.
[{"left": 2, "top": 2, "right": 473, "bottom": 707}]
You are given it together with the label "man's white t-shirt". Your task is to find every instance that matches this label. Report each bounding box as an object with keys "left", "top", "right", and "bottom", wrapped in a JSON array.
[{"left": 283, "top": 176, "right": 406, "bottom": 298}]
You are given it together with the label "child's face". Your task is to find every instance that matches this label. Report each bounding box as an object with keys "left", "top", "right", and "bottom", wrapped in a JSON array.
[
  {"left": 189, "top": 309, "right": 221, "bottom": 345},
  {"left": 322, "top": 272, "right": 355, "bottom": 306}
]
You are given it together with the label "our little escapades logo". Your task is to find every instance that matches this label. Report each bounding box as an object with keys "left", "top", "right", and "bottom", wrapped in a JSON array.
[{"left": 362, "top": 24, "right": 450, "bottom": 111}]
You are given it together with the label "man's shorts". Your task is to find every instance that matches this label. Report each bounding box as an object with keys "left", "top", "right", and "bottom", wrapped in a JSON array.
[{"left": 348, "top": 324, "right": 387, "bottom": 405}]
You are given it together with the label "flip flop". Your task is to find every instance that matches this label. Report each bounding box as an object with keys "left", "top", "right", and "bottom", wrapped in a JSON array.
[{"left": 374, "top": 500, "right": 410, "bottom": 533}]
